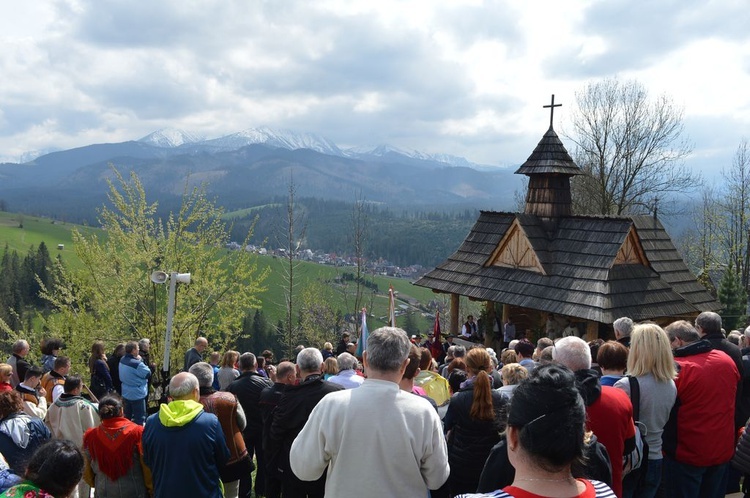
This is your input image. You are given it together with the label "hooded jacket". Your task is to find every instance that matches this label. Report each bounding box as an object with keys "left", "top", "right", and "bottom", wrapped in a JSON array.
[
  {"left": 143, "top": 400, "right": 229, "bottom": 498},
  {"left": 662, "top": 339, "right": 739, "bottom": 467},
  {"left": 0, "top": 413, "right": 51, "bottom": 474},
  {"left": 575, "top": 368, "right": 635, "bottom": 498}
]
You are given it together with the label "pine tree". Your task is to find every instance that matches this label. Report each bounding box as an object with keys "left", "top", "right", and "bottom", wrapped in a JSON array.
[
  {"left": 718, "top": 265, "right": 748, "bottom": 330},
  {"left": 403, "top": 310, "right": 418, "bottom": 336}
]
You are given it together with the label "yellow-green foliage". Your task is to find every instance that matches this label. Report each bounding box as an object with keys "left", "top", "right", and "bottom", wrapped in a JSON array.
[{"left": 39, "top": 168, "right": 269, "bottom": 376}]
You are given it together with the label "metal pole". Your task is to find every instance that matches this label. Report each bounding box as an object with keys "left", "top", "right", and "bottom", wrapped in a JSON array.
[{"left": 161, "top": 272, "right": 177, "bottom": 381}]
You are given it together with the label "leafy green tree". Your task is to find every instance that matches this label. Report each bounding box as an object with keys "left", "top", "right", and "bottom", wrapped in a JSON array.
[
  {"left": 298, "top": 280, "right": 338, "bottom": 348},
  {"left": 718, "top": 265, "right": 748, "bottom": 331},
  {"left": 39, "top": 168, "right": 269, "bottom": 375}
]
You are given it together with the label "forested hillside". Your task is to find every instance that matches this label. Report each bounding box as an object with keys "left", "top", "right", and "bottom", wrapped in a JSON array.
[{"left": 228, "top": 197, "right": 479, "bottom": 267}]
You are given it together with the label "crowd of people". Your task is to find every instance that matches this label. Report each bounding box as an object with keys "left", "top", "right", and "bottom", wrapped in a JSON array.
[{"left": 0, "top": 310, "right": 748, "bottom": 497}]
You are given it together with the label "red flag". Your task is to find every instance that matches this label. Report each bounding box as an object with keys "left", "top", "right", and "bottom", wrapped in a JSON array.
[
  {"left": 388, "top": 285, "right": 396, "bottom": 327},
  {"left": 430, "top": 310, "right": 443, "bottom": 361}
]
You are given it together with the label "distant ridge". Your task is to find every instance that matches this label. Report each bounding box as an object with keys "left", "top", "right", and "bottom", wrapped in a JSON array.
[
  {"left": 134, "top": 127, "right": 489, "bottom": 169},
  {"left": 0, "top": 125, "right": 522, "bottom": 222}
]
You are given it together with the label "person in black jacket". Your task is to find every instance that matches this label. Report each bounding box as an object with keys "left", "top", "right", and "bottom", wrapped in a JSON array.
[
  {"left": 268, "top": 348, "right": 343, "bottom": 498},
  {"left": 258, "top": 361, "right": 296, "bottom": 498},
  {"left": 227, "top": 352, "right": 272, "bottom": 498},
  {"left": 107, "top": 343, "right": 125, "bottom": 395},
  {"left": 442, "top": 347, "right": 507, "bottom": 496},
  {"left": 335, "top": 332, "right": 350, "bottom": 356}
]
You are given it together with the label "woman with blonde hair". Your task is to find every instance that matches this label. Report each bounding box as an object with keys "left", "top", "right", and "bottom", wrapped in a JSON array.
[
  {"left": 0, "top": 365, "right": 12, "bottom": 392},
  {"left": 322, "top": 357, "right": 339, "bottom": 380},
  {"left": 217, "top": 350, "right": 240, "bottom": 391},
  {"left": 444, "top": 347, "right": 507, "bottom": 495},
  {"left": 497, "top": 363, "right": 528, "bottom": 400},
  {"left": 322, "top": 342, "right": 334, "bottom": 360},
  {"left": 614, "top": 322, "right": 677, "bottom": 498}
]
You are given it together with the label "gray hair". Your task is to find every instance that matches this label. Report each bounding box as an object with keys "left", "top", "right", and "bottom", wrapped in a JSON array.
[
  {"left": 11, "top": 340, "right": 28, "bottom": 354},
  {"left": 695, "top": 311, "right": 722, "bottom": 336},
  {"left": 189, "top": 362, "right": 215, "bottom": 388},
  {"left": 453, "top": 345, "right": 466, "bottom": 358},
  {"left": 297, "top": 348, "right": 324, "bottom": 373},
  {"left": 138, "top": 338, "right": 150, "bottom": 348},
  {"left": 665, "top": 320, "right": 701, "bottom": 344},
  {"left": 239, "top": 352, "right": 257, "bottom": 371},
  {"left": 366, "top": 327, "right": 410, "bottom": 372},
  {"left": 613, "top": 317, "right": 634, "bottom": 338},
  {"left": 337, "top": 352, "right": 358, "bottom": 371},
  {"left": 446, "top": 345, "right": 457, "bottom": 358},
  {"left": 170, "top": 372, "right": 199, "bottom": 399},
  {"left": 552, "top": 336, "right": 592, "bottom": 372},
  {"left": 728, "top": 331, "right": 742, "bottom": 346}
]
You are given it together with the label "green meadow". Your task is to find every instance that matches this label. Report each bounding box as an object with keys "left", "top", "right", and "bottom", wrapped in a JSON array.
[
  {"left": 0, "top": 211, "right": 97, "bottom": 270},
  {"left": 0, "top": 211, "right": 440, "bottom": 335}
]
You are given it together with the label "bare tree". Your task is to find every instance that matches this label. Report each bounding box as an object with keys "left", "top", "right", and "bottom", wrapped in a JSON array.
[
  {"left": 567, "top": 78, "right": 695, "bottom": 215},
  {"left": 276, "top": 173, "right": 307, "bottom": 357},
  {"left": 721, "top": 139, "right": 750, "bottom": 288},
  {"left": 348, "top": 191, "right": 369, "bottom": 320},
  {"left": 677, "top": 186, "right": 722, "bottom": 294}
]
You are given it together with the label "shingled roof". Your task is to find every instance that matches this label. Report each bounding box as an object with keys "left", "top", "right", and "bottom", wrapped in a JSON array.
[
  {"left": 414, "top": 211, "right": 720, "bottom": 323},
  {"left": 515, "top": 127, "right": 583, "bottom": 176}
]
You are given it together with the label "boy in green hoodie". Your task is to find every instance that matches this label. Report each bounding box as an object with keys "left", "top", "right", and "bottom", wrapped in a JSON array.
[{"left": 143, "top": 372, "right": 229, "bottom": 498}]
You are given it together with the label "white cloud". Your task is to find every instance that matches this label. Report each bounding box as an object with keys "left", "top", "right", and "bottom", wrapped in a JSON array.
[{"left": 0, "top": 0, "right": 747, "bottom": 173}]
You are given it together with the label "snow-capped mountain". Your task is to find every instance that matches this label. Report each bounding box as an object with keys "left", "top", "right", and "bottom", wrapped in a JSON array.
[
  {"left": 136, "top": 127, "right": 491, "bottom": 169},
  {"left": 344, "top": 144, "right": 477, "bottom": 168},
  {"left": 17, "top": 147, "right": 61, "bottom": 163},
  {"left": 190, "top": 127, "right": 344, "bottom": 156},
  {"left": 139, "top": 129, "right": 201, "bottom": 148}
]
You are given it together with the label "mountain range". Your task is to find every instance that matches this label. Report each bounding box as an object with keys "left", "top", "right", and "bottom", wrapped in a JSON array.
[{"left": 0, "top": 127, "right": 522, "bottom": 221}]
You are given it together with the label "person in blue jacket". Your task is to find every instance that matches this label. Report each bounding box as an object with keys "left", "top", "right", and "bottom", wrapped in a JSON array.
[
  {"left": 143, "top": 372, "right": 229, "bottom": 498},
  {"left": 118, "top": 341, "right": 151, "bottom": 425}
]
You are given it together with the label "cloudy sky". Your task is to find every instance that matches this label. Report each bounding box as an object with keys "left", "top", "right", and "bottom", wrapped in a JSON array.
[{"left": 0, "top": 0, "right": 748, "bottom": 178}]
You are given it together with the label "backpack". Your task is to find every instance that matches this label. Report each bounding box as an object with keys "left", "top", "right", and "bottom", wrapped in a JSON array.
[
  {"left": 622, "top": 377, "right": 649, "bottom": 487},
  {"left": 732, "top": 421, "right": 750, "bottom": 474}
]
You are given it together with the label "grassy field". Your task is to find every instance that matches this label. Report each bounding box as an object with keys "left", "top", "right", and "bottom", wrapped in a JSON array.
[
  {"left": 0, "top": 211, "right": 97, "bottom": 270},
  {"left": 222, "top": 203, "right": 281, "bottom": 219},
  {"left": 254, "top": 256, "right": 438, "bottom": 332},
  {"left": 0, "top": 210, "right": 441, "bottom": 333}
]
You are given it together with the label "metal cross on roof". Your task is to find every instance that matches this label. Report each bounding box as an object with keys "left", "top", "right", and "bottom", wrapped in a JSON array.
[{"left": 543, "top": 94, "right": 562, "bottom": 128}]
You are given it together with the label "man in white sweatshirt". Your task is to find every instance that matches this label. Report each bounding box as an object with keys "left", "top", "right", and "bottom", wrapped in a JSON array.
[{"left": 290, "top": 326, "right": 449, "bottom": 497}]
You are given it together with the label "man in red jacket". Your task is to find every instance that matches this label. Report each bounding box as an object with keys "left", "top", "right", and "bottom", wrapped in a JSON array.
[{"left": 663, "top": 320, "right": 740, "bottom": 498}]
